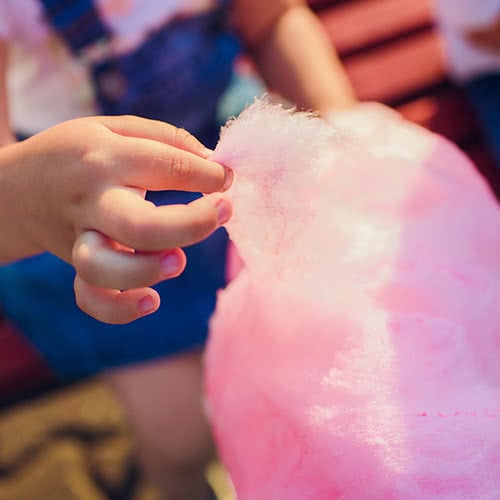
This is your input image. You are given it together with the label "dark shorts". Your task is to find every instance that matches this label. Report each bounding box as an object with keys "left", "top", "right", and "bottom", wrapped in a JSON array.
[
  {"left": 0, "top": 190, "right": 228, "bottom": 380},
  {"left": 464, "top": 73, "right": 500, "bottom": 170}
]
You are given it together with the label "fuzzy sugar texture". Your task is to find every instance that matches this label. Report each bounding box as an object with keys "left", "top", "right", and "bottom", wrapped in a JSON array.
[{"left": 205, "top": 100, "right": 500, "bottom": 500}]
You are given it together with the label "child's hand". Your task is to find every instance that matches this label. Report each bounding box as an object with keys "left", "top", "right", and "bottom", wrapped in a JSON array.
[{"left": 0, "top": 115, "right": 232, "bottom": 324}]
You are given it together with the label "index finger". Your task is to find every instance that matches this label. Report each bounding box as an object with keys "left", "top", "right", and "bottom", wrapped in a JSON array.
[
  {"left": 96, "top": 115, "right": 212, "bottom": 158},
  {"left": 113, "top": 135, "right": 233, "bottom": 194}
]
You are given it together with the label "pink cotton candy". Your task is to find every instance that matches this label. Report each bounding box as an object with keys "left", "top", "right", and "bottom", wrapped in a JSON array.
[{"left": 204, "top": 100, "right": 500, "bottom": 499}]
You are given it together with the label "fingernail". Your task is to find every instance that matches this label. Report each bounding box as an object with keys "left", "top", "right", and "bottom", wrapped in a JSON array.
[
  {"left": 138, "top": 295, "right": 155, "bottom": 315},
  {"left": 204, "top": 148, "right": 214, "bottom": 158},
  {"left": 216, "top": 198, "right": 232, "bottom": 225},
  {"left": 222, "top": 168, "right": 234, "bottom": 191},
  {"left": 161, "top": 251, "right": 181, "bottom": 276}
]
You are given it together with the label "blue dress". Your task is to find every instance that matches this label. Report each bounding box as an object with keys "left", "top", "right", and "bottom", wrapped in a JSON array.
[{"left": 0, "top": 0, "right": 240, "bottom": 380}]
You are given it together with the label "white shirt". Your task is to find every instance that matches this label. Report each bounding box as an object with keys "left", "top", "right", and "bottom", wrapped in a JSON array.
[
  {"left": 433, "top": 0, "right": 500, "bottom": 82},
  {"left": 0, "top": 0, "right": 217, "bottom": 133}
]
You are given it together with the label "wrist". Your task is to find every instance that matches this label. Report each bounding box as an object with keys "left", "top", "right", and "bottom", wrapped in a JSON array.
[{"left": 0, "top": 141, "right": 45, "bottom": 263}]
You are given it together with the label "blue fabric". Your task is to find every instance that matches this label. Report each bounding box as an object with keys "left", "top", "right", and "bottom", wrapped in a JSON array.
[
  {"left": 39, "top": 0, "right": 110, "bottom": 53},
  {"left": 92, "top": 7, "right": 239, "bottom": 138},
  {"left": 464, "top": 73, "right": 500, "bottom": 171},
  {"left": 0, "top": 1, "right": 239, "bottom": 380},
  {"left": 0, "top": 218, "right": 228, "bottom": 380}
]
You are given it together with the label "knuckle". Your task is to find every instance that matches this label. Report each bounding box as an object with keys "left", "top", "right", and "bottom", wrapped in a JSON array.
[
  {"left": 73, "top": 252, "right": 96, "bottom": 284},
  {"left": 74, "top": 283, "right": 130, "bottom": 325},
  {"left": 80, "top": 148, "right": 110, "bottom": 179},
  {"left": 117, "top": 212, "right": 155, "bottom": 247},
  {"left": 79, "top": 129, "right": 117, "bottom": 174},
  {"left": 186, "top": 205, "right": 218, "bottom": 240},
  {"left": 169, "top": 149, "right": 192, "bottom": 180},
  {"left": 174, "top": 126, "right": 195, "bottom": 147},
  {"left": 72, "top": 237, "right": 98, "bottom": 280},
  {"left": 117, "top": 216, "right": 144, "bottom": 244}
]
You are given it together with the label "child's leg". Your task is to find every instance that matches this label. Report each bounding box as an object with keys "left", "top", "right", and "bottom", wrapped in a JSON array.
[
  {"left": 105, "top": 351, "right": 215, "bottom": 500},
  {"left": 464, "top": 73, "right": 500, "bottom": 169}
]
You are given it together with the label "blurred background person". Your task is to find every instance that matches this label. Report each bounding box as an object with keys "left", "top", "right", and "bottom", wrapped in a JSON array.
[
  {"left": 434, "top": 0, "right": 500, "bottom": 170},
  {"left": 0, "top": 1, "right": 355, "bottom": 498}
]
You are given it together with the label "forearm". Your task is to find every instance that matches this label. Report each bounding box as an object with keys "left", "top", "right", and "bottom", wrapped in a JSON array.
[
  {"left": 0, "top": 141, "right": 43, "bottom": 263},
  {"left": 0, "top": 43, "right": 14, "bottom": 146},
  {"left": 249, "top": 5, "right": 357, "bottom": 112},
  {"left": 466, "top": 15, "right": 500, "bottom": 52},
  {"left": 0, "top": 42, "right": 33, "bottom": 262}
]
